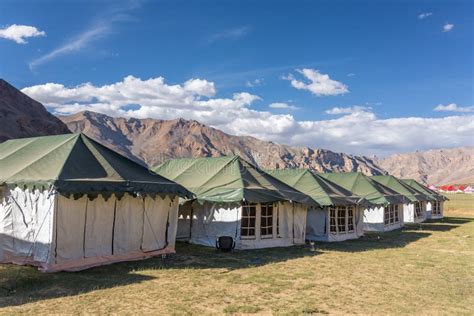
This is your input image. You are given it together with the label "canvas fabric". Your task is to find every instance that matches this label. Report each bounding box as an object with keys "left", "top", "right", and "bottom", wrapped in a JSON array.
[
  {"left": 0, "top": 133, "right": 190, "bottom": 198},
  {"left": 306, "top": 206, "right": 365, "bottom": 242},
  {"left": 319, "top": 173, "right": 406, "bottom": 205},
  {"left": 363, "top": 205, "right": 404, "bottom": 232},
  {"left": 0, "top": 187, "right": 179, "bottom": 272},
  {"left": 153, "top": 156, "right": 317, "bottom": 207},
  {"left": 267, "top": 169, "right": 370, "bottom": 207}
]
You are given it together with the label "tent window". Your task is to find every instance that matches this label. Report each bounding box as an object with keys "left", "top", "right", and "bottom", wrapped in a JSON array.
[
  {"left": 329, "top": 207, "right": 337, "bottom": 234},
  {"left": 241, "top": 203, "right": 256, "bottom": 239},
  {"left": 330, "top": 206, "right": 354, "bottom": 234},
  {"left": 347, "top": 207, "right": 354, "bottom": 232},
  {"left": 389, "top": 205, "right": 395, "bottom": 223},
  {"left": 432, "top": 201, "right": 441, "bottom": 215},
  {"left": 337, "top": 207, "right": 346, "bottom": 233},
  {"left": 414, "top": 202, "right": 422, "bottom": 219},
  {"left": 260, "top": 203, "right": 273, "bottom": 238},
  {"left": 385, "top": 205, "right": 400, "bottom": 226},
  {"left": 394, "top": 205, "right": 399, "bottom": 222}
]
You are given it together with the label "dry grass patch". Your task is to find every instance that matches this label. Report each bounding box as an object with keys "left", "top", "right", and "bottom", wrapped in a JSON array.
[{"left": 0, "top": 194, "right": 473, "bottom": 314}]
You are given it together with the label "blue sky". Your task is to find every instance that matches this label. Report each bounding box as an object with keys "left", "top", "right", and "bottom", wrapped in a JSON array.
[{"left": 0, "top": 0, "right": 473, "bottom": 156}]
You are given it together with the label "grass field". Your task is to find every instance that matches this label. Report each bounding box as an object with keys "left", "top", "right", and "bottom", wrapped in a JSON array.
[{"left": 0, "top": 194, "right": 473, "bottom": 314}]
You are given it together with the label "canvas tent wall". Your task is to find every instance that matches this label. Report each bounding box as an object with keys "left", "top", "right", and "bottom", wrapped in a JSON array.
[
  {"left": 319, "top": 172, "right": 407, "bottom": 232},
  {"left": 153, "top": 156, "right": 317, "bottom": 249},
  {"left": 0, "top": 133, "right": 190, "bottom": 272},
  {"left": 371, "top": 175, "right": 431, "bottom": 226},
  {"left": 402, "top": 179, "right": 447, "bottom": 220},
  {"left": 267, "top": 169, "right": 371, "bottom": 242}
]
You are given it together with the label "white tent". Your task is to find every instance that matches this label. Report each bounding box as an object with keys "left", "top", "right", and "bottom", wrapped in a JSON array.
[
  {"left": 0, "top": 188, "right": 180, "bottom": 272},
  {"left": 0, "top": 134, "right": 190, "bottom": 272},
  {"left": 306, "top": 205, "right": 365, "bottom": 242},
  {"left": 177, "top": 201, "right": 307, "bottom": 249},
  {"left": 401, "top": 179, "right": 447, "bottom": 221},
  {"left": 364, "top": 204, "right": 405, "bottom": 232},
  {"left": 403, "top": 201, "right": 427, "bottom": 223},
  {"left": 154, "top": 156, "right": 316, "bottom": 249},
  {"left": 425, "top": 201, "right": 444, "bottom": 220}
]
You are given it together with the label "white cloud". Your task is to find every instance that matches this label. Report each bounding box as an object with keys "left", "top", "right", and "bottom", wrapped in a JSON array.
[
  {"left": 418, "top": 12, "right": 433, "bottom": 19},
  {"left": 207, "top": 26, "right": 251, "bottom": 44},
  {"left": 269, "top": 102, "right": 299, "bottom": 110},
  {"left": 325, "top": 106, "right": 371, "bottom": 115},
  {"left": 29, "top": 24, "right": 109, "bottom": 69},
  {"left": 184, "top": 78, "right": 216, "bottom": 97},
  {"left": 284, "top": 68, "right": 349, "bottom": 96},
  {"left": 0, "top": 24, "right": 45, "bottom": 44},
  {"left": 347, "top": 73, "right": 356, "bottom": 77},
  {"left": 29, "top": 3, "right": 139, "bottom": 69},
  {"left": 245, "top": 78, "right": 264, "bottom": 87},
  {"left": 22, "top": 75, "right": 474, "bottom": 156},
  {"left": 443, "top": 23, "right": 454, "bottom": 32},
  {"left": 434, "top": 103, "right": 474, "bottom": 113}
]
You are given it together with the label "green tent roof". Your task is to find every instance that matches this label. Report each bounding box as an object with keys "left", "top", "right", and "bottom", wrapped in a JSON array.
[
  {"left": 266, "top": 169, "right": 372, "bottom": 207},
  {"left": 370, "top": 175, "right": 431, "bottom": 202},
  {"left": 153, "top": 156, "right": 318, "bottom": 206},
  {"left": 401, "top": 179, "right": 447, "bottom": 201},
  {"left": 318, "top": 172, "right": 407, "bottom": 205},
  {"left": 0, "top": 133, "right": 191, "bottom": 197}
]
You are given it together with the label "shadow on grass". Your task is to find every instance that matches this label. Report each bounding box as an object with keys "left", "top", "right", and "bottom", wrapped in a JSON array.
[
  {"left": 0, "top": 243, "right": 319, "bottom": 308},
  {"left": 315, "top": 230, "right": 432, "bottom": 253},
  {"left": 0, "top": 216, "right": 470, "bottom": 309},
  {"left": 0, "top": 262, "right": 155, "bottom": 308}
]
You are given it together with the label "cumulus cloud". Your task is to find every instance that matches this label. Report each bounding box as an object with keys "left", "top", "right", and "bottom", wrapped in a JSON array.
[
  {"left": 443, "top": 23, "right": 454, "bottom": 32},
  {"left": 434, "top": 103, "right": 474, "bottom": 113},
  {"left": 325, "top": 106, "right": 371, "bottom": 115},
  {"left": 0, "top": 24, "right": 45, "bottom": 44},
  {"left": 269, "top": 102, "right": 299, "bottom": 110},
  {"left": 418, "top": 12, "right": 433, "bottom": 19},
  {"left": 22, "top": 75, "right": 474, "bottom": 156},
  {"left": 284, "top": 68, "right": 349, "bottom": 96}
]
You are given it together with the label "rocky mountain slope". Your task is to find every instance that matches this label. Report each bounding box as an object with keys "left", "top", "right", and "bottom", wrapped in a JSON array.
[
  {"left": 0, "top": 79, "right": 70, "bottom": 142},
  {"left": 378, "top": 147, "right": 474, "bottom": 185},
  {"left": 60, "top": 110, "right": 386, "bottom": 174}
]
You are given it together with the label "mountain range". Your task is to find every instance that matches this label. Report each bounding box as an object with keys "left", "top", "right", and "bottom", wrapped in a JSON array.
[
  {"left": 59, "top": 110, "right": 385, "bottom": 175},
  {"left": 377, "top": 147, "right": 474, "bottom": 185},
  {"left": 0, "top": 78, "right": 472, "bottom": 185}
]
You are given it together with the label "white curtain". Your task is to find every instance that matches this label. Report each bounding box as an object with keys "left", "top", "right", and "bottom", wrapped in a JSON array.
[
  {"left": 84, "top": 195, "right": 115, "bottom": 258},
  {"left": 55, "top": 195, "right": 87, "bottom": 263},
  {"left": 113, "top": 194, "right": 144, "bottom": 255}
]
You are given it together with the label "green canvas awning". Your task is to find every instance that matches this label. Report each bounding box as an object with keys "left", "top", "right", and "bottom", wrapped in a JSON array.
[
  {"left": 319, "top": 172, "right": 407, "bottom": 205},
  {"left": 153, "top": 156, "right": 318, "bottom": 206},
  {"left": 401, "top": 179, "right": 447, "bottom": 201},
  {"left": 0, "top": 133, "right": 191, "bottom": 197},
  {"left": 266, "top": 168, "right": 373, "bottom": 207},
  {"left": 371, "top": 175, "right": 432, "bottom": 203}
]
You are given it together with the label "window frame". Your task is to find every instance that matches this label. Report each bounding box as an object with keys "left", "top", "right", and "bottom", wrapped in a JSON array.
[
  {"left": 241, "top": 202, "right": 257, "bottom": 239},
  {"left": 329, "top": 207, "right": 337, "bottom": 234},
  {"left": 260, "top": 203, "right": 274, "bottom": 239},
  {"left": 329, "top": 206, "right": 355, "bottom": 235},
  {"left": 432, "top": 201, "right": 441, "bottom": 215},
  {"left": 347, "top": 206, "right": 354, "bottom": 233},
  {"left": 384, "top": 204, "right": 400, "bottom": 226},
  {"left": 414, "top": 202, "right": 423, "bottom": 219}
]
